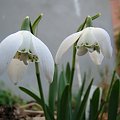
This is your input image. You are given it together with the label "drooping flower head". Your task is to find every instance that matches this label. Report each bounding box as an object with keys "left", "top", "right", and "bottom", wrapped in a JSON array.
[
  {"left": 55, "top": 27, "right": 112, "bottom": 65},
  {"left": 0, "top": 30, "right": 54, "bottom": 84}
]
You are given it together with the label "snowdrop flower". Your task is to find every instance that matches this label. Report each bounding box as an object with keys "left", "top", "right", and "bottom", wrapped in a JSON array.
[
  {"left": 0, "top": 30, "right": 54, "bottom": 84},
  {"left": 55, "top": 27, "right": 112, "bottom": 65}
]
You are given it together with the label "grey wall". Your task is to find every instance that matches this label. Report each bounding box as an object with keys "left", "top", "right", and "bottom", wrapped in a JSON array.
[{"left": 0, "top": 0, "right": 115, "bottom": 100}]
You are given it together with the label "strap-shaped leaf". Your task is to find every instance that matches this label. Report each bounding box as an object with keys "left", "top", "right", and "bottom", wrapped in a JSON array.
[
  {"left": 89, "top": 88, "right": 100, "bottom": 120},
  {"left": 57, "top": 70, "right": 67, "bottom": 120},
  {"left": 98, "top": 71, "right": 116, "bottom": 120},
  {"left": 66, "top": 62, "right": 71, "bottom": 83},
  {"left": 74, "top": 79, "right": 93, "bottom": 120},
  {"left": 48, "top": 64, "right": 58, "bottom": 114},
  {"left": 108, "top": 79, "right": 120, "bottom": 120},
  {"left": 106, "top": 70, "right": 116, "bottom": 102},
  {"left": 73, "top": 73, "right": 86, "bottom": 118},
  {"left": 19, "top": 86, "right": 42, "bottom": 105},
  {"left": 58, "top": 71, "right": 67, "bottom": 100},
  {"left": 19, "top": 86, "right": 54, "bottom": 120},
  {"left": 58, "top": 85, "right": 71, "bottom": 120}
]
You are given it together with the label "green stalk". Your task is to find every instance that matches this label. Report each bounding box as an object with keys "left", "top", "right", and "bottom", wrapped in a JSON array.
[
  {"left": 35, "top": 62, "right": 50, "bottom": 120},
  {"left": 69, "top": 18, "right": 86, "bottom": 89}
]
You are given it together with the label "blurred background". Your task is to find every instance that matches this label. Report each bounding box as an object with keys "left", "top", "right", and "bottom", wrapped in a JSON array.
[{"left": 0, "top": 0, "right": 118, "bottom": 102}]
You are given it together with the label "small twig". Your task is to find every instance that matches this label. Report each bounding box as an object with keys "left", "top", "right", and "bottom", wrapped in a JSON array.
[
  {"left": 20, "top": 102, "right": 42, "bottom": 110},
  {"left": 24, "top": 110, "right": 44, "bottom": 115}
]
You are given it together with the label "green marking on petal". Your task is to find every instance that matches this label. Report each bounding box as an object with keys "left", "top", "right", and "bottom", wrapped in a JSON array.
[
  {"left": 14, "top": 50, "right": 39, "bottom": 65},
  {"left": 78, "top": 42, "right": 100, "bottom": 54}
]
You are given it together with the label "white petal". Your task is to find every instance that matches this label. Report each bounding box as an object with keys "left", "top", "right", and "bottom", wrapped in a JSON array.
[
  {"left": 92, "top": 27, "right": 113, "bottom": 58},
  {"left": 31, "top": 35, "right": 54, "bottom": 83},
  {"left": 55, "top": 31, "right": 82, "bottom": 64},
  {"left": 0, "top": 32, "right": 23, "bottom": 74},
  {"left": 18, "top": 31, "right": 32, "bottom": 52},
  {"left": 77, "top": 46, "right": 88, "bottom": 56},
  {"left": 89, "top": 51, "right": 104, "bottom": 65},
  {"left": 7, "top": 59, "right": 27, "bottom": 85},
  {"left": 77, "top": 27, "right": 96, "bottom": 46}
]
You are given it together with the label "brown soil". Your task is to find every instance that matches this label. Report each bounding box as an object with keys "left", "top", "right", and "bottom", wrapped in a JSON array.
[{"left": 0, "top": 104, "right": 45, "bottom": 120}]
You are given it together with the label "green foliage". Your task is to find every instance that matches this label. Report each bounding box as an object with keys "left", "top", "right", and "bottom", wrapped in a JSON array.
[
  {"left": 0, "top": 89, "right": 24, "bottom": 106},
  {"left": 57, "top": 70, "right": 68, "bottom": 120},
  {"left": 19, "top": 87, "right": 42, "bottom": 105},
  {"left": 65, "top": 62, "right": 71, "bottom": 83},
  {"left": 48, "top": 64, "right": 58, "bottom": 114},
  {"left": 74, "top": 73, "right": 86, "bottom": 112},
  {"left": 89, "top": 88, "right": 100, "bottom": 120},
  {"left": 74, "top": 79, "right": 93, "bottom": 120},
  {"left": 108, "top": 80, "right": 120, "bottom": 120},
  {"left": 58, "top": 85, "right": 71, "bottom": 120}
]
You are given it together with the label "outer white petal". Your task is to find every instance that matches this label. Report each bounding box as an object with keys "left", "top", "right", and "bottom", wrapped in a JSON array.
[
  {"left": 55, "top": 31, "right": 82, "bottom": 64},
  {"left": 18, "top": 31, "right": 32, "bottom": 52},
  {"left": 92, "top": 27, "right": 113, "bottom": 58},
  {"left": 31, "top": 35, "right": 54, "bottom": 83},
  {"left": 0, "top": 32, "right": 23, "bottom": 74},
  {"left": 89, "top": 51, "right": 104, "bottom": 65},
  {"left": 77, "top": 27, "right": 96, "bottom": 46},
  {"left": 7, "top": 59, "right": 27, "bottom": 85}
]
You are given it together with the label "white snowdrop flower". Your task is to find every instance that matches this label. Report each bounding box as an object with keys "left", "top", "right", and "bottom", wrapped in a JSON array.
[
  {"left": 55, "top": 27, "right": 112, "bottom": 65},
  {"left": 0, "top": 30, "right": 54, "bottom": 84}
]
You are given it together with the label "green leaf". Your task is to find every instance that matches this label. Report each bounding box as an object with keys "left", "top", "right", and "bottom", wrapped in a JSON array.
[
  {"left": 19, "top": 86, "right": 54, "bottom": 120},
  {"left": 108, "top": 80, "right": 120, "bottom": 120},
  {"left": 21, "top": 16, "right": 33, "bottom": 33},
  {"left": 19, "top": 86, "right": 42, "bottom": 105},
  {"left": 106, "top": 70, "right": 116, "bottom": 102},
  {"left": 117, "top": 114, "right": 120, "bottom": 120},
  {"left": 73, "top": 73, "right": 86, "bottom": 118},
  {"left": 89, "top": 88, "right": 100, "bottom": 120},
  {"left": 58, "top": 71, "right": 67, "bottom": 100},
  {"left": 48, "top": 64, "right": 58, "bottom": 114},
  {"left": 57, "top": 70, "right": 67, "bottom": 120},
  {"left": 98, "top": 71, "right": 116, "bottom": 120},
  {"left": 58, "top": 85, "right": 71, "bottom": 120},
  {"left": 74, "top": 79, "right": 93, "bottom": 120},
  {"left": 76, "top": 73, "right": 86, "bottom": 105},
  {"left": 65, "top": 62, "right": 71, "bottom": 83},
  {"left": 32, "top": 14, "right": 43, "bottom": 35}
]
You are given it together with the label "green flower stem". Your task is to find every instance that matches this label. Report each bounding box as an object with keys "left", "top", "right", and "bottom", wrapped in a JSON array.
[
  {"left": 35, "top": 62, "right": 49, "bottom": 120},
  {"left": 69, "top": 19, "right": 86, "bottom": 90},
  {"left": 69, "top": 13, "right": 101, "bottom": 90}
]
